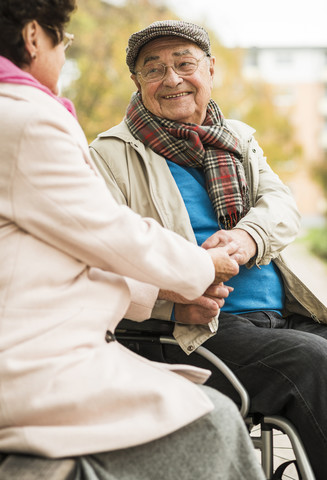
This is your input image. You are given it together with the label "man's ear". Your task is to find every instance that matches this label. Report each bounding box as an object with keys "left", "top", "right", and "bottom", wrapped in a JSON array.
[
  {"left": 131, "top": 74, "right": 142, "bottom": 92},
  {"left": 208, "top": 56, "right": 215, "bottom": 89},
  {"left": 21, "top": 20, "right": 38, "bottom": 59},
  {"left": 209, "top": 56, "right": 216, "bottom": 79}
]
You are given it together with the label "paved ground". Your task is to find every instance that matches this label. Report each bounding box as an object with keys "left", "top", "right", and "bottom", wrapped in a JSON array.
[{"left": 282, "top": 235, "right": 327, "bottom": 306}]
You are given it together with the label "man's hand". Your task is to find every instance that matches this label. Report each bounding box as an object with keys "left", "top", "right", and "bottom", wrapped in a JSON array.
[
  {"left": 159, "top": 284, "right": 233, "bottom": 325},
  {"left": 174, "top": 302, "right": 216, "bottom": 325},
  {"left": 202, "top": 229, "right": 257, "bottom": 266}
]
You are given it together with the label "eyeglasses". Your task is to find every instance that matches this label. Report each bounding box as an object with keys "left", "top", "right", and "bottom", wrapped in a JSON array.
[
  {"left": 41, "top": 24, "right": 74, "bottom": 51},
  {"left": 135, "top": 54, "right": 208, "bottom": 83},
  {"left": 63, "top": 32, "right": 74, "bottom": 51}
]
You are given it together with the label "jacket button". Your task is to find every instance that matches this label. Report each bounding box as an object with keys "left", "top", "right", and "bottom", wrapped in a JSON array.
[
  {"left": 187, "top": 345, "right": 195, "bottom": 352},
  {"left": 105, "top": 330, "right": 117, "bottom": 343},
  {"left": 252, "top": 148, "right": 256, "bottom": 153}
]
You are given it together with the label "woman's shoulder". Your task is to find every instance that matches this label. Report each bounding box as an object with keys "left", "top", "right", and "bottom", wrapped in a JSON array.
[{"left": 0, "top": 83, "right": 73, "bottom": 131}]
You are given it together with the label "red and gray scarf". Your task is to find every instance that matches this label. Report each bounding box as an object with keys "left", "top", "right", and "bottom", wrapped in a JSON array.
[{"left": 125, "top": 92, "right": 249, "bottom": 229}]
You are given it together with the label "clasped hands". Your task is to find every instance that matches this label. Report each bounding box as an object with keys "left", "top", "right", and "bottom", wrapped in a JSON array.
[{"left": 158, "top": 229, "right": 257, "bottom": 325}]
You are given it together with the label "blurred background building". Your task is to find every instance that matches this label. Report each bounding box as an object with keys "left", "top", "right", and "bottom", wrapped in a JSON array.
[{"left": 243, "top": 46, "right": 327, "bottom": 223}]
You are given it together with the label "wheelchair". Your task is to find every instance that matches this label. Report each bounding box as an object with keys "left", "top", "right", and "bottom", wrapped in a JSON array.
[{"left": 115, "top": 319, "right": 315, "bottom": 480}]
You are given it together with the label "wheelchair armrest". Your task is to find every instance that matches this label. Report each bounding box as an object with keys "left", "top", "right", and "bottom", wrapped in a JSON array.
[
  {"left": 115, "top": 319, "right": 250, "bottom": 418},
  {"left": 116, "top": 318, "right": 174, "bottom": 335}
]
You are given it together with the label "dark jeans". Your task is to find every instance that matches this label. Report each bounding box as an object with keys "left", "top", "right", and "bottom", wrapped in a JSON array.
[{"left": 122, "top": 312, "right": 327, "bottom": 480}]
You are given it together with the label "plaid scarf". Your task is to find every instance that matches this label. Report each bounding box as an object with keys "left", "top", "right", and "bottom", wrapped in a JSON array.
[{"left": 125, "top": 92, "right": 249, "bottom": 229}]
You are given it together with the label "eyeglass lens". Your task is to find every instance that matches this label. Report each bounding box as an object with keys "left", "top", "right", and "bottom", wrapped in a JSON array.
[
  {"left": 63, "top": 33, "right": 74, "bottom": 51},
  {"left": 139, "top": 55, "right": 205, "bottom": 82}
]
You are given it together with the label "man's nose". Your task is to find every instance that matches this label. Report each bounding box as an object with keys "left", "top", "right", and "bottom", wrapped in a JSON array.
[{"left": 162, "top": 66, "right": 183, "bottom": 86}]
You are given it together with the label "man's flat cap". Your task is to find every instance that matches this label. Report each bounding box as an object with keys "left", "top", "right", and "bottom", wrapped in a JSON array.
[{"left": 126, "top": 20, "right": 211, "bottom": 73}]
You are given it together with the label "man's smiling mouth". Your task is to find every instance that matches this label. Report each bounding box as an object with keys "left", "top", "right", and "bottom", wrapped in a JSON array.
[{"left": 163, "top": 92, "right": 190, "bottom": 99}]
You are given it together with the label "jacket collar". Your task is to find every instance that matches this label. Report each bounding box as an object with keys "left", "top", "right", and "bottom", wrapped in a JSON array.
[{"left": 97, "top": 118, "right": 256, "bottom": 157}]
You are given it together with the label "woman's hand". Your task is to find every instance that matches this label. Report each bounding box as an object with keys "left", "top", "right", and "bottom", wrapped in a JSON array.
[
  {"left": 202, "top": 229, "right": 257, "bottom": 266},
  {"left": 206, "top": 243, "right": 240, "bottom": 283},
  {"left": 158, "top": 283, "right": 233, "bottom": 325}
]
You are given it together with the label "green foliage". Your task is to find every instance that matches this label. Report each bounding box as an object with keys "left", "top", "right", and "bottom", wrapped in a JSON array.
[
  {"left": 63, "top": 0, "right": 302, "bottom": 181},
  {"left": 305, "top": 226, "right": 327, "bottom": 262},
  {"left": 313, "top": 156, "right": 327, "bottom": 200}
]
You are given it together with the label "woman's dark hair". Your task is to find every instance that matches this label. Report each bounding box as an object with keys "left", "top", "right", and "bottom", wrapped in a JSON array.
[{"left": 0, "top": 0, "right": 76, "bottom": 67}]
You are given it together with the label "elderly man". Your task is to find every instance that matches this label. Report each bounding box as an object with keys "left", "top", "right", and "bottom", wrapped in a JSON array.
[{"left": 90, "top": 20, "right": 327, "bottom": 479}]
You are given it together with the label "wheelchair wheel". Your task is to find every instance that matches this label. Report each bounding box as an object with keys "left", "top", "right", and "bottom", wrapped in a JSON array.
[{"left": 250, "top": 423, "right": 299, "bottom": 479}]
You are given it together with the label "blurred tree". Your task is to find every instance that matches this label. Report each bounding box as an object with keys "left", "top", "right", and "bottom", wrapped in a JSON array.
[
  {"left": 64, "top": 0, "right": 177, "bottom": 142},
  {"left": 63, "top": 0, "right": 302, "bottom": 180}
]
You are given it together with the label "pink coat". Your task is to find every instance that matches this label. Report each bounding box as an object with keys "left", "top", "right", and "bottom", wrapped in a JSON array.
[{"left": 0, "top": 83, "right": 215, "bottom": 457}]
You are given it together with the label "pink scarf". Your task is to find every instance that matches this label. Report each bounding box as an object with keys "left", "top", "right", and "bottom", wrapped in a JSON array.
[{"left": 0, "top": 56, "right": 77, "bottom": 118}]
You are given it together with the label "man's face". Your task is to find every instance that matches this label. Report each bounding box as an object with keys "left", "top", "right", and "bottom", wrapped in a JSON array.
[{"left": 132, "top": 37, "right": 215, "bottom": 125}]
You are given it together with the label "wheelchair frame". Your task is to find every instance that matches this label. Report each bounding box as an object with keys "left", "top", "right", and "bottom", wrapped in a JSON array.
[{"left": 115, "top": 323, "right": 315, "bottom": 480}]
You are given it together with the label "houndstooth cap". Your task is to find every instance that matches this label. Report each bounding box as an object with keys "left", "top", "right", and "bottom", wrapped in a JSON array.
[{"left": 126, "top": 20, "right": 211, "bottom": 73}]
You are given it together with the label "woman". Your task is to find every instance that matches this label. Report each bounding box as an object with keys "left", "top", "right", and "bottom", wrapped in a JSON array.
[{"left": 0, "top": 2, "right": 264, "bottom": 479}]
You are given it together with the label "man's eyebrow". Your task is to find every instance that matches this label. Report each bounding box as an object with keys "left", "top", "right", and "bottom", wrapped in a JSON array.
[
  {"left": 142, "top": 49, "right": 194, "bottom": 65},
  {"left": 173, "top": 49, "right": 193, "bottom": 57},
  {"left": 143, "top": 55, "right": 160, "bottom": 66}
]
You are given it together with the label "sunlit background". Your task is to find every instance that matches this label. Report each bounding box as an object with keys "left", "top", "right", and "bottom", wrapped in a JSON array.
[{"left": 61, "top": 0, "right": 327, "bottom": 291}]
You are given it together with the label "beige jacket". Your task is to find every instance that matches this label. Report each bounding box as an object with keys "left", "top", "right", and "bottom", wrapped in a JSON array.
[
  {"left": 0, "top": 83, "right": 219, "bottom": 457},
  {"left": 90, "top": 119, "right": 327, "bottom": 353}
]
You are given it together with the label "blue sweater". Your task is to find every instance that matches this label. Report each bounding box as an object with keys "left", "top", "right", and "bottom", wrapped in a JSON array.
[{"left": 167, "top": 160, "right": 285, "bottom": 315}]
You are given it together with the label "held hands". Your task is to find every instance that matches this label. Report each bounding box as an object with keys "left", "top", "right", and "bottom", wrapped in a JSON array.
[
  {"left": 202, "top": 229, "right": 257, "bottom": 266},
  {"left": 158, "top": 284, "right": 233, "bottom": 325},
  {"left": 157, "top": 229, "right": 257, "bottom": 326},
  {"left": 205, "top": 242, "right": 240, "bottom": 284}
]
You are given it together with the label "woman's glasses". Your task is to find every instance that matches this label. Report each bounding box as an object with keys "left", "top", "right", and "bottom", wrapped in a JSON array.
[
  {"left": 41, "top": 24, "right": 74, "bottom": 52},
  {"left": 63, "top": 32, "right": 74, "bottom": 51}
]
